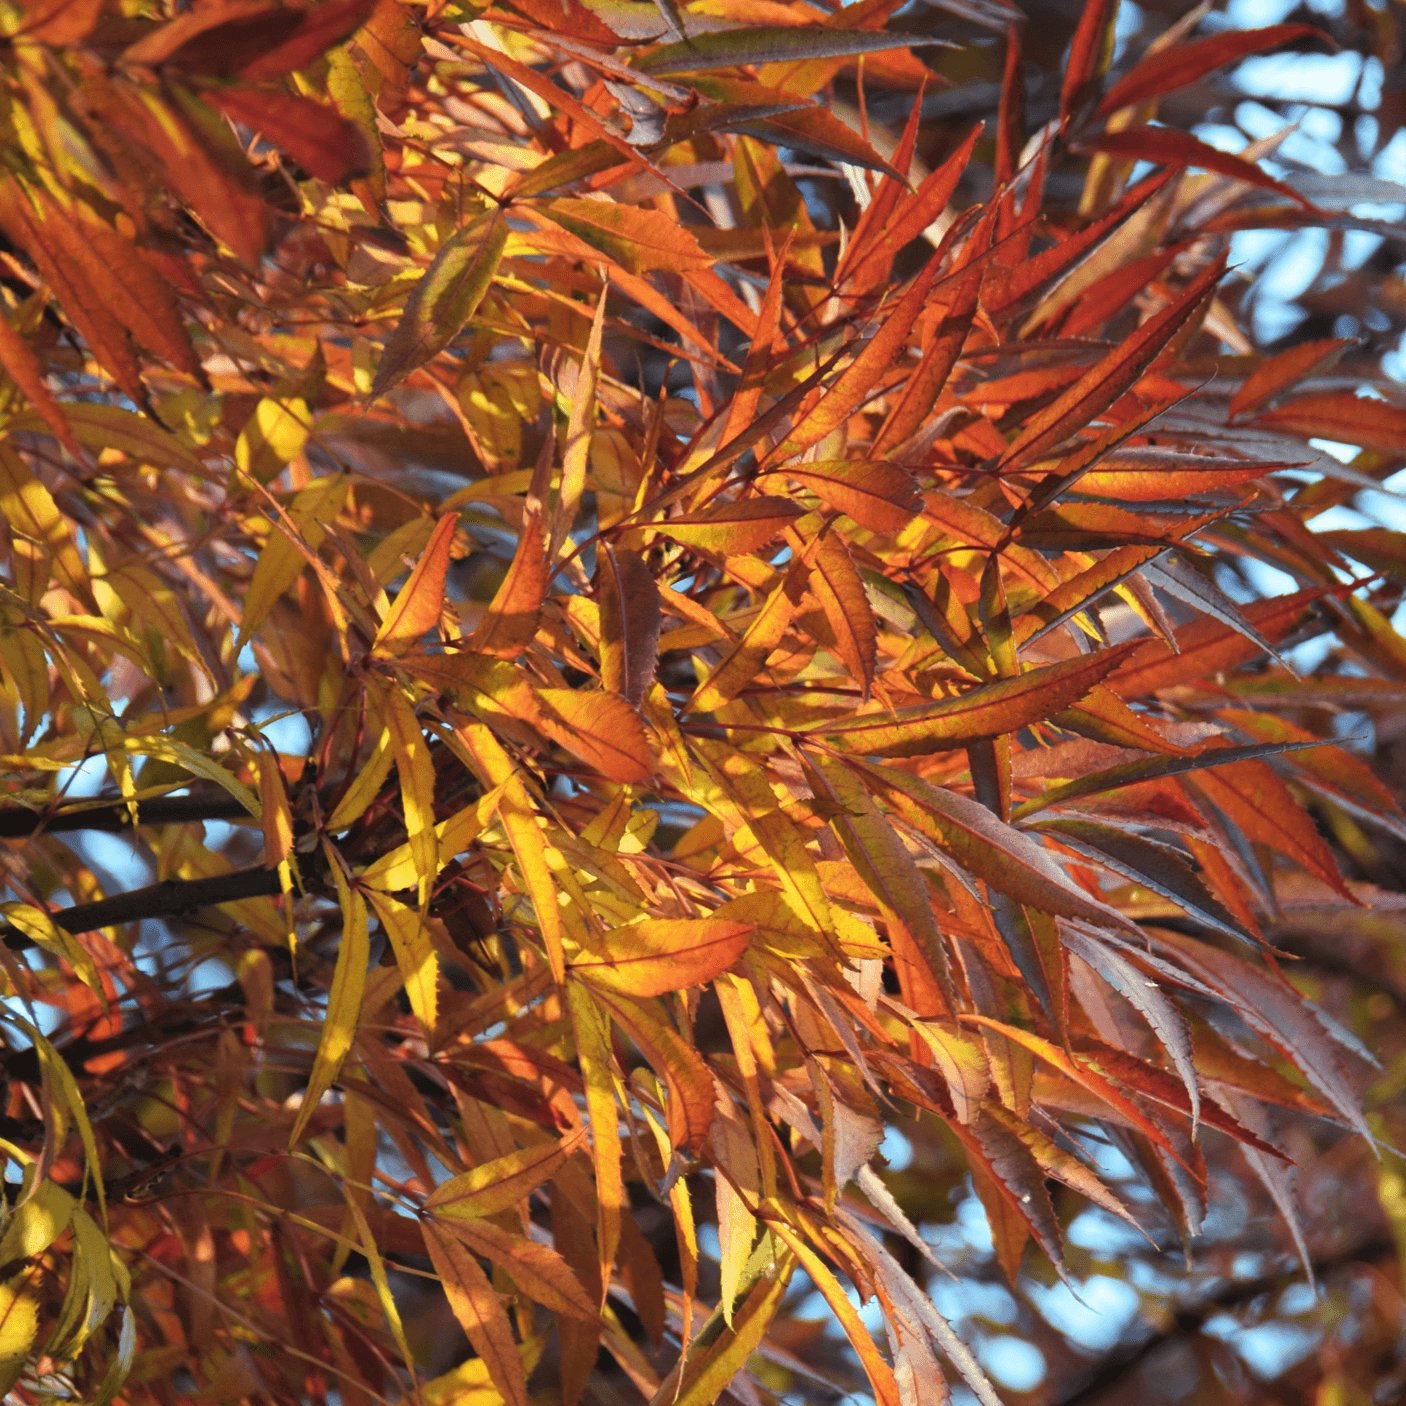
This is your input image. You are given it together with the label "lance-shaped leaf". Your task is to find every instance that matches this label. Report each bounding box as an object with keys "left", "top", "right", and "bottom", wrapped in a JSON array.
[
  {"left": 597, "top": 545, "right": 661, "bottom": 708},
  {"left": 469, "top": 505, "right": 551, "bottom": 659},
  {"left": 1251, "top": 391, "right": 1406, "bottom": 454},
  {"left": 661, "top": 497, "right": 806, "bottom": 556},
  {"left": 364, "top": 890, "right": 439, "bottom": 1038},
  {"left": 962, "top": 1017, "right": 1182, "bottom": 1157},
  {"left": 808, "top": 533, "right": 877, "bottom": 697},
  {"left": 856, "top": 762, "right": 1143, "bottom": 937},
  {"left": 205, "top": 88, "right": 369, "bottom": 184},
  {"left": 1187, "top": 752, "right": 1354, "bottom": 901},
  {"left": 806, "top": 755, "right": 955, "bottom": 1015},
  {"left": 685, "top": 565, "right": 803, "bottom": 715},
  {"left": 635, "top": 26, "right": 935, "bottom": 74},
  {"left": 421, "top": 1221, "right": 531, "bottom": 1406},
  {"left": 536, "top": 688, "right": 653, "bottom": 783},
  {"left": 591, "top": 988, "right": 715, "bottom": 1154},
  {"left": 911, "top": 1022, "right": 989, "bottom": 1124},
  {"left": 1097, "top": 24, "right": 1322, "bottom": 117},
  {"left": 1036, "top": 817, "right": 1250, "bottom": 943},
  {"left": 424, "top": 1128, "right": 587, "bottom": 1220},
  {"left": 759, "top": 461, "right": 922, "bottom": 534},
  {"left": 372, "top": 211, "right": 507, "bottom": 397},
  {"left": 434, "top": 1216, "right": 599, "bottom": 1323},
  {"left": 569, "top": 918, "right": 755, "bottom": 997},
  {"left": 290, "top": 851, "right": 367, "bottom": 1148},
  {"left": 1011, "top": 737, "right": 1322, "bottom": 820},
  {"left": 1108, "top": 586, "right": 1330, "bottom": 697},
  {"left": 1228, "top": 338, "right": 1353, "bottom": 421},
  {"left": 1086, "top": 128, "right": 1313, "bottom": 208},
  {"left": 372, "top": 513, "right": 456, "bottom": 657},
  {"left": 774, "top": 247, "right": 945, "bottom": 460},
  {"left": 1148, "top": 928, "right": 1370, "bottom": 1138},
  {"left": 814, "top": 643, "right": 1137, "bottom": 756},
  {"left": 381, "top": 683, "right": 438, "bottom": 907},
  {"left": 1061, "top": 0, "right": 1118, "bottom": 122},
  {"left": 540, "top": 199, "right": 713, "bottom": 275},
  {"left": 730, "top": 107, "right": 901, "bottom": 179},
  {"left": 997, "top": 257, "right": 1225, "bottom": 471},
  {"left": 1060, "top": 926, "right": 1199, "bottom": 1121}
]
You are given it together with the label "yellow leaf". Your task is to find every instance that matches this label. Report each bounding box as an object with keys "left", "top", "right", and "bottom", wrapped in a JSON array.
[
  {"left": 0, "top": 1179, "right": 74, "bottom": 1266},
  {"left": 372, "top": 512, "right": 457, "bottom": 657},
  {"left": 0, "top": 904, "right": 103, "bottom": 994},
  {"left": 451, "top": 719, "right": 570, "bottom": 982},
  {"left": 0, "top": 445, "right": 88, "bottom": 598},
  {"left": 289, "top": 848, "right": 367, "bottom": 1148},
  {"left": 0, "top": 1275, "right": 38, "bottom": 1397},
  {"left": 424, "top": 1127, "right": 587, "bottom": 1221},
  {"left": 685, "top": 567, "right": 802, "bottom": 715},
  {"left": 380, "top": 682, "right": 438, "bottom": 908},
  {"left": 567, "top": 981, "right": 623, "bottom": 1301},
  {"left": 238, "top": 473, "right": 348, "bottom": 649},
  {"left": 551, "top": 283, "right": 606, "bottom": 559},
  {"left": 364, "top": 890, "right": 439, "bottom": 1038},
  {"left": 423, "top": 1334, "right": 548, "bottom": 1406},
  {"left": 569, "top": 918, "right": 754, "bottom": 998},
  {"left": 235, "top": 397, "right": 310, "bottom": 485}
]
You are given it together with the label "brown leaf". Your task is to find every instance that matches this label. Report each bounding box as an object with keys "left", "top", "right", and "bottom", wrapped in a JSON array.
[{"left": 597, "top": 545, "right": 661, "bottom": 708}]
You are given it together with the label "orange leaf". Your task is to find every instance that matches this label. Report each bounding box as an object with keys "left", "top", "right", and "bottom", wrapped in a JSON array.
[
  {"left": 597, "top": 546, "right": 661, "bottom": 708},
  {"left": 762, "top": 461, "right": 921, "bottom": 534},
  {"left": 998, "top": 256, "right": 1226, "bottom": 471},
  {"left": 1250, "top": 391, "right": 1406, "bottom": 455},
  {"left": 1109, "top": 586, "right": 1332, "bottom": 697},
  {"left": 469, "top": 506, "right": 550, "bottom": 659},
  {"left": 539, "top": 199, "right": 714, "bottom": 275},
  {"left": 815, "top": 643, "right": 1138, "bottom": 756},
  {"left": 421, "top": 1221, "right": 531, "bottom": 1406},
  {"left": 661, "top": 497, "right": 806, "bottom": 557},
  {"left": 1061, "top": 0, "right": 1118, "bottom": 123},
  {"left": 569, "top": 919, "right": 756, "bottom": 997},
  {"left": 1187, "top": 752, "right": 1355, "bottom": 901},
  {"left": 536, "top": 689, "right": 653, "bottom": 784},
  {"left": 590, "top": 989, "right": 716, "bottom": 1154},
  {"left": 1227, "top": 338, "right": 1353, "bottom": 420},
  {"left": 372, "top": 513, "right": 456, "bottom": 658},
  {"left": 808, "top": 532, "right": 877, "bottom": 695}
]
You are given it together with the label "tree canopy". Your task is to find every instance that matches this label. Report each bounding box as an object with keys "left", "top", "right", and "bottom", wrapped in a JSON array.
[{"left": 0, "top": 0, "right": 1403, "bottom": 1402}]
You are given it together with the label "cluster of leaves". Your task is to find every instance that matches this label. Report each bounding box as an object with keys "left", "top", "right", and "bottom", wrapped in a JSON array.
[{"left": 0, "top": 0, "right": 1402, "bottom": 1401}]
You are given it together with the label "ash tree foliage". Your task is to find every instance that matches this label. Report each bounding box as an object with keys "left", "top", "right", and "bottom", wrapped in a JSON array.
[{"left": 1, "top": 0, "right": 1406, "bottom": 1401}]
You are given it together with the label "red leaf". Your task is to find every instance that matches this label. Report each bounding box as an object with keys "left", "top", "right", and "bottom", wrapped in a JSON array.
[
  {"left": 1061, "top": 0, "right": 1119, "bottom": 125},
  {"left": 1087, "top": 127, "right": 1314, "bottom": 208},
  {"left": 997, "top": 256, "right": 1226, "bottom": 471},
  {"left": 205, "top": 87, "right": 370, "bottom": 185},
  {"left": 1097, "top": 25, "right": 1323, "bottom": 118}
]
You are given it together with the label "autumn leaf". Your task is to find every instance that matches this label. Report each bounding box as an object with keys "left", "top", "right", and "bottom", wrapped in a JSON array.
[
  {"left": 569, "top": 918, "right": 755, "bottom": 996},
  {"left": 536, "top": 689, "right": 654, "bottom": 783}
]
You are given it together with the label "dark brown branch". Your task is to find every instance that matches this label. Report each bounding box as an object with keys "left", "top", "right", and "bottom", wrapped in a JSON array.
[
  {"left": 0, "top": 796, "right": 254, "bottom": 838},
  {"left": 0, "top": 865, "right": 287, "bottom": 948},
  {"left": 1053, "top": 1236, "right": 1396, "bottom": 1406}
]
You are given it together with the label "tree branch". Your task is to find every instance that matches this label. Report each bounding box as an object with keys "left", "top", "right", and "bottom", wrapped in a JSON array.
[
  {"left": 0, "top": 865, "right": 288, "bottom": 948},
  {"left": 0, "top": 796, "right": 254, "bottom": 838}
]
